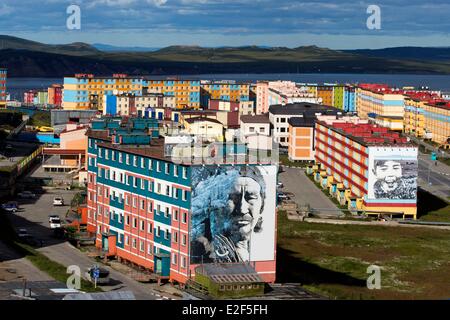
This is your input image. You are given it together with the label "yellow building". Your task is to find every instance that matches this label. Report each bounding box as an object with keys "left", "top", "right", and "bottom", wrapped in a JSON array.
[
  {"left": 62, "top": 74, "right": 144, "bottom": 111},
  {"left": 146, "top": 79, "right": 200, "bottom": 109}
]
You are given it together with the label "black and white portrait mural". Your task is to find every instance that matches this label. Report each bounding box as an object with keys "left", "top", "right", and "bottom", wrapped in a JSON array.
[
  {"left": 190, "top": 165, "right": 277, "bottom": 264},
  {"left": 367, "top": 149, "right": 418, "bottom": 200}
]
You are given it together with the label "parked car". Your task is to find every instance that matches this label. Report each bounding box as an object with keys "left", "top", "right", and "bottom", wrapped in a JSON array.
[
  {"left": 49, "top": 215, "right": 61, "bottom": 229},
  {"left": 86, "top": 266, "right": 110, "bottom": 285},
  {"left": 277, "top": 193, "right": 291, "bottom": 201},
  {"left": 53, "top": 197, "right": 64, "bottom": 206},
  {"left": 277, "top": 182, "right": 284, "bottom": 189},
  {"left": 1, "top": 201, "right": 18, "bottom": 213},
  {"left": 17, "top": 191, "right": 36, "bottom": 199},
  {"left": 17, "top": 228, "right": 30, "bottom": 238}
]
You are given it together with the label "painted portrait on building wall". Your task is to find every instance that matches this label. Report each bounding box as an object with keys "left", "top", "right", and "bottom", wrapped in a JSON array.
[
  {"left": 369, "top": 159, "right": 418, "bottom": 200},
  {"left": 190, "top": 165, "right": 277, "bottom": 264}
]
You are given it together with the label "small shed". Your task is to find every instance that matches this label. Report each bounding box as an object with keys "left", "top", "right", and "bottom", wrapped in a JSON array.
[{"left": 194, "top": 263, "right": 265, "bottom": 299}]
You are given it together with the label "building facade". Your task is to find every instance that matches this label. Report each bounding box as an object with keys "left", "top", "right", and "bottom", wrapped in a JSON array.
[
  {"left": 63, "top": 74, "right": 144, "bottom": 111},
  {"left": 200, "top": 81, "right": 250, "bottom": 108},
  {"left": 0, "top": 68, "right": 6, "bottom": 108},
  {"left": 48, "top": 84, "right": 63, "bottom": 107},
  {"left": 313, "top": 120, "right": 418, "bottom": 218},
  {"left": 86, "top": 117, "right": 277, "bottom": 284},
  {"left": 146, "top": 79, "right": 200, "bottom": 109}
]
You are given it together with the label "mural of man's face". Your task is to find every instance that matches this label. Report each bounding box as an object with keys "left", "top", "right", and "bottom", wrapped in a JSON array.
[
  {"left": 227, "top": 177, "right": 263, "bottom": 241},
  {"left": 375, "top": 160, "right": 402, "bottom": 191}
]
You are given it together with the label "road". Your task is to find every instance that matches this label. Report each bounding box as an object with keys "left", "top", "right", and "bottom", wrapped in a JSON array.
[
  {"left": 5, "top": 188, "right": 175, "bottom": 300},
  {"left": 279, "top": 167, "right": 342, "bottom": 216},
  {"left": 417, "top": 153, "right": 450, "bottom": 200}
]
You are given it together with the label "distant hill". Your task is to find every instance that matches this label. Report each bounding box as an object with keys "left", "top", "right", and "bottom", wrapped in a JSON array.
[
  {"left": 93, "top": 43, "right": 160, "bottom": 52},
  {"left": 345, "top": 47, "right": 450, "bottom": 61},
  {"left": 0, "top": 35, "right": 99, "bottom": 56},
  {"left": 1, "top": 36, "right": 450, "bottom": 77}
]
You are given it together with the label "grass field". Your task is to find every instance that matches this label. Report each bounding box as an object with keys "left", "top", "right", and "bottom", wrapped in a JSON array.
[{"left": 276, "top": 211, "right": 450, "bottom": 299}]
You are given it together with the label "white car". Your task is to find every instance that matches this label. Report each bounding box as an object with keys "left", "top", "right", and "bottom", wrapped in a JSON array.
[
  {"left": 53, "top": 197, "right": 64, "bottom": 206},
  {"left": 49, "top": 216, "right": 61, "bottom": 229},
  {"left": 17, "top": 191, "right": 36, "bottom": 199}
]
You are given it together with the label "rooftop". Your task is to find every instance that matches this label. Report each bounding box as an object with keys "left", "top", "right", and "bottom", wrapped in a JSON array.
[
  {"left": 288, "top": 116, "right": 316, "bottom": 127},
  {"left": 195, "top": 263, "right": 263, "bottom": 284},
  {"left": 318, "top": 121, "right": 413, "bottom": 147},
  {"left": 240, "top": 114, "right": 270, "bottom": 124},
  {"left": 185, "top": 117, "right": 223, "bottom": 125},
  {"left": 269, "top": 102, "right": 341, "bottom": 116}
]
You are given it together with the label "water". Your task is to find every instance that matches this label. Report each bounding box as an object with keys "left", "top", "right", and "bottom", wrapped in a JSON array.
[{"left": 6, "top": 74, "right": 450, "bottom": 100}]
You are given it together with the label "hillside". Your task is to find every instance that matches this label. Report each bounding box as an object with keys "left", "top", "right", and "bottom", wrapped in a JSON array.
[{"left": 1, "top": 36, "right": 450, "bottom": 76}]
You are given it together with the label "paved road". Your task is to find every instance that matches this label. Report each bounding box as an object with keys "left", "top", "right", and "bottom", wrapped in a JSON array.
[
  {"left": 5, "top": 188, "right": 174, "bottom": 300},
  {"left": 417, "top": 153, "right": 450, "bottom": 200},
  {"left": 279, "top": 167, "right": 342, "bottom": 216}
]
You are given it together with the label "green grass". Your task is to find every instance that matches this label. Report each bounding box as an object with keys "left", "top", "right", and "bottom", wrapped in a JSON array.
[
  {"left": 279, "top": 155, "right": 311, "bottom": 168},
  {"left": 29, "top": 111, "right": 51, "bottom": 127},
  {"left": 277, "top": 211, "right": 450, "bottom": 299},
  {"left": 14, "top": 243, "right": 101, "bottom": 293},
  {"left": 419, "top": 205, "right": 450, "bottom": 222},
  {"left": 0, "top": 209, "right": 101, "bottom": 293}
]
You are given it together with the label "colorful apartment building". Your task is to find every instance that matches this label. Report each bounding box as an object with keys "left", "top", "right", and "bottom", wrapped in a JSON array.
[
  {"left": 316, "top": 85, "right": 334, "bottom": 106},
  {"left": 146, "top": 79, "right": 200, "bottom": 109},
  {"left": 288, "top": 115, "right": 361, "bottom": 161},
  {"left": 23, "top": 90, "right": 37, "bottom": 104},
  {"left": 344, "top": 85, "right": 356, "bottom": 113},
  {"left": 200, "top": 81, "right": 250, "bottom": 108},
  {"left": 0, "top": 68, "right": 6, "bottom": 108},
  {"left": 269, "top": 102, "right": 342, "bottom": 147},
  {"left": 356, "top": 84, "right": 406, "bottom": 131},
  {"left": 86, "top": 117, "right": 277, "bottom": 284},
  {"left": 48, "top": 84, "right": 63, "bottom": 107},
  {"left": 404, "top": 94, "right": 450, "bottom": 147},
  {"left": 312, "top": 120, "right": 418, "bottom": 219},
  {"left": 63, "top": 74, "right": 144, "bottom": 111},
  {"left": 108, "top": 94, "right": 176, "bottom": 117}
]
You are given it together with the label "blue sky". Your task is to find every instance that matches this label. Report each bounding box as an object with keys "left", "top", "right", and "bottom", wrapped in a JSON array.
[{"left": 0, "top": 0, "right": 449, "bottom": 49}]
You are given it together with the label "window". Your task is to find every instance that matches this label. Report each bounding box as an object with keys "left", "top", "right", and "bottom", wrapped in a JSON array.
[
  {"left": 172, "top": 253, "right": 177, "bottom": 265},
  {"left": 173, "top": 210, "right": 179, "bottom": 221},
  {"left": 133, "top": 177, "right": 137, "bottom": 188},
  {"left": 126, "top": 215, "right": 130, "bottom": 225},
  {"left": 164, "top": 229, "right": 170, "bottom": 240},
  {"left": 148, "top": 181, "right": 153, "bottom": 192},
  {"left": 165, "top": 163, "right": 169, "bottom": 174},
  {"left": 140, "top": 199, "right": 145, "bottom": 210},
  {"left": 132, "top": 197, "right": 137, "bottom": 208},
  {"left": 182, "top": 234, "right": 187, "bottom": 246},
  {"left": 148, "top": 222, "right": 153, "bottom": 234},
  {"left": 156, "top": 162, "right": 161, "bottom": 172},
  {"left": 182, "top": 190, "right": 188, "bottom": 201},
  {"left": 148, "top": 202, "right": 153, "bottom": 213},
  {"left": 118, "top": 214, "right": 122, "bottom": 223},
  {"left": 125, "top": 195, "right": 130, "bottom": 205},
  {"left": 147, "top": 243, "right": 152, "bottom": 255},
  {"left": 125, "top": 235, "right": 129, "bottom": 245},
  {"left": 173, "top": 232, "right": 178, "bottom": 243},
  {"left": 141, "top": 179, "right": 145, "bottom": 190},
  {"left": 148, "top": 159, "right": 152, "bottom": 170},
  {"left": 119, "top": 153, "right": 122, "bottom": 163},
  {"left": 181, "top": 257, "right": 186, "bottom": 268},
  {"left": 166, "top": 185, "right": 170, "bottom": 196},
  {"left": 165, "top": 207, "right": 169, "bottom": 218},
  {"left": 182, "top": 167, "right": 187, "bottom": 179},
  {"left": 156, "top": 226, "right": 161, "bottom": 237},
  {"left": 182, "top": 212, "right": 187, "bottom": 224},
  {"left": 156, "top": 204, "right": 161, "bottom": 214},
  {"left": 133, "top": 218, "right": 137, "bottom": 228},
  {"left": 126, "top": 154, "right": 130, "bottom": 165},
  {"left": 105, "top": 150, "right": 109, "bottom": 160},
  {"left": 112, "top": 151, "right": 115, "bottom": 161},
  {"left": 157, "top": 183, "right": 161, "bottom": 194},
  {"left": 139, "top": 241, "right": 144, "bottom": 252},
  {"left": 174, "top": 166, "right": 178, "bottom": 177},
  {"left": 249, "top": 127, "right": 255, "bottom": 133},
  {"left": 118, "top": 234, "right": 122, "bottom": 244},
  {"left": 173, "top": 188, "right": 178, "bottom": 199},
  {"left": 141, "top": 158, "right": 145, "bottom": 168},
  {"left": 132, "top": 238, "right": 137, "bottom": 249},
  {"left": 133, "top": 156, "right": 137, "bottom": 167}
]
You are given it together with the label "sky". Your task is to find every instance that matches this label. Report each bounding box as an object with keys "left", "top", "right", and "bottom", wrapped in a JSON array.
[{"left": 0, "top": 0, "right": 449, "bottom": 49}]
